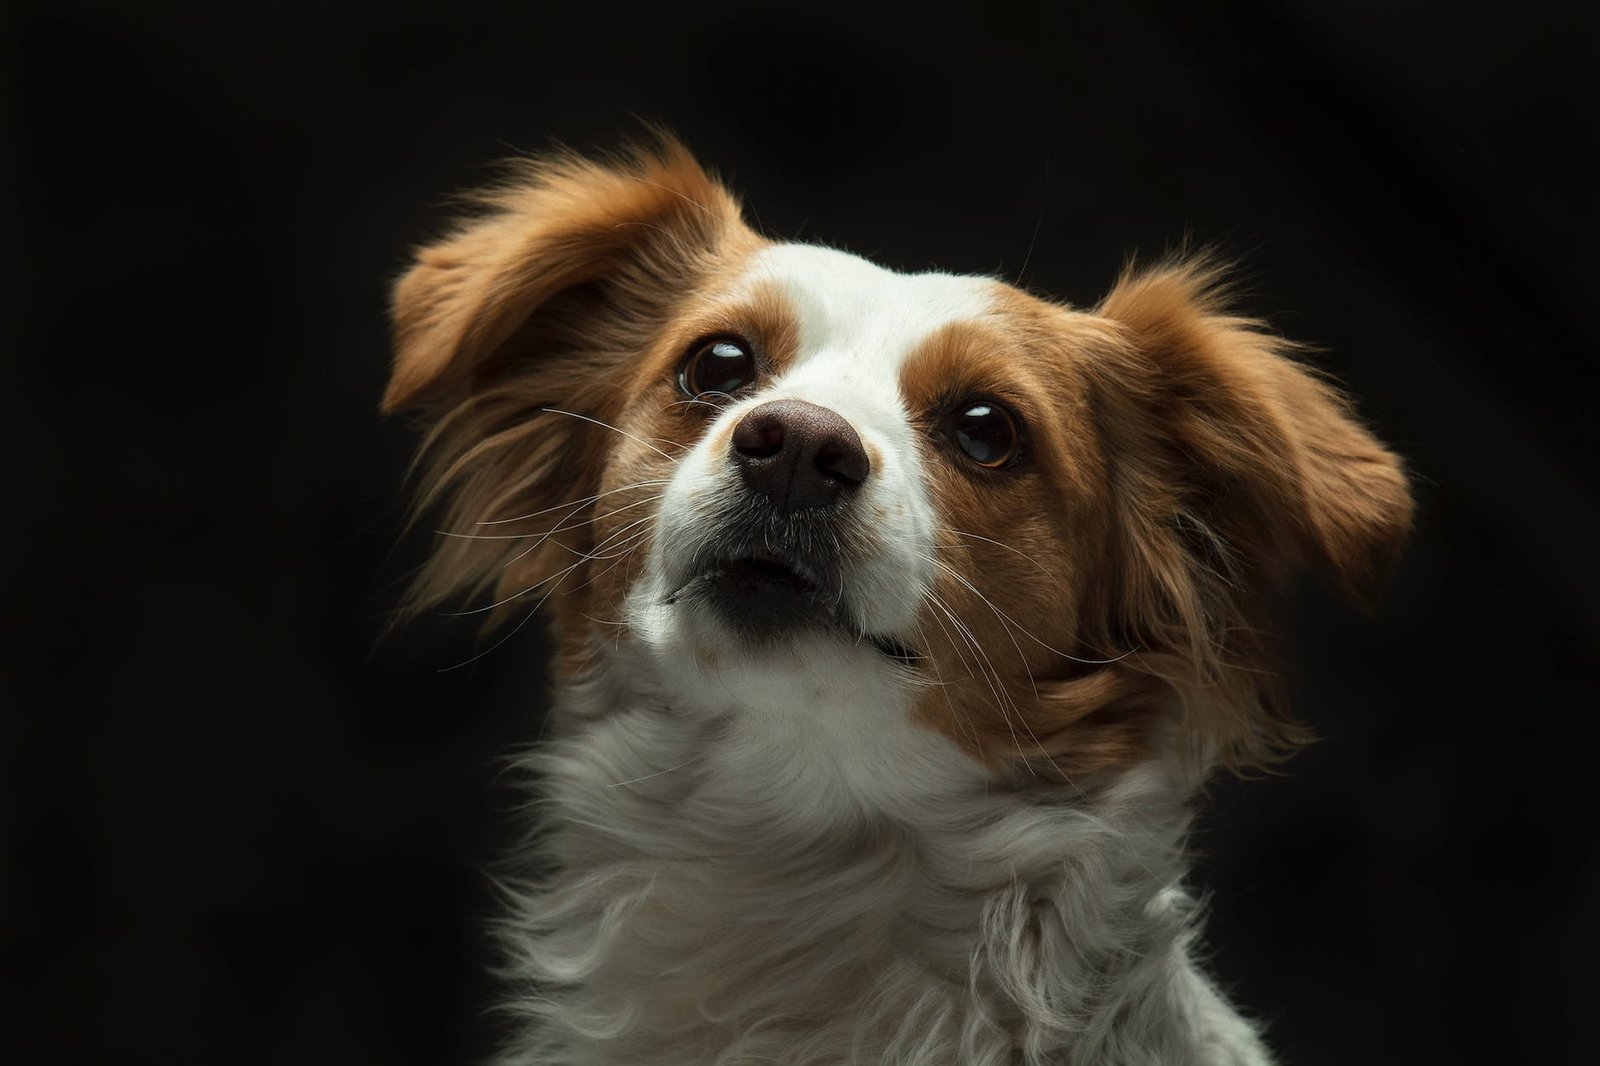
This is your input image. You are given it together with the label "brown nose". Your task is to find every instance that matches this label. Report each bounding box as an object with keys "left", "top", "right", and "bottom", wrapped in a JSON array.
[{"left": 730, "top": 399, "right": 870, "bottom": 510}]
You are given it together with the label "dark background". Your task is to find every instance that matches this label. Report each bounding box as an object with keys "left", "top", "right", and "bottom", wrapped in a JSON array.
[{"left": 6, "top": 1, "right": 1597, "bottom": 1063}]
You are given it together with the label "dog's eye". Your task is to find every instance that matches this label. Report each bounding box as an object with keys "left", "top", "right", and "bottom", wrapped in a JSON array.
[
  {"left": 944, "top": 400, "right": 1022, "bottom": 469},
  {"left": 678, "top": 337, "right": 757, "bottom": 399}
]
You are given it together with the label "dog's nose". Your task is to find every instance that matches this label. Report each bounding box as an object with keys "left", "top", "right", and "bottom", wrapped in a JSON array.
[{"left": 730, "top": 399, "right": 870, "bottom": 510}]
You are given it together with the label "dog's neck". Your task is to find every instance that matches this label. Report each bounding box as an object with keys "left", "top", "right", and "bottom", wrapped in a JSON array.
[{"left": 501, "top": 639, "right": 1270, "bottom": 1066}]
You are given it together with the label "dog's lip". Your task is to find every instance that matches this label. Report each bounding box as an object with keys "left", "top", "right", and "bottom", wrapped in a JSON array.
[
  {"left": 670, "top": 549, "right": 921, "bottom": 667},
  {"left": 715, "top": 550, "right": 819, "bottom": 586}
]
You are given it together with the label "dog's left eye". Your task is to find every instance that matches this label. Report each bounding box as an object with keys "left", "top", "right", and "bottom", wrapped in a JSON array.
[
  {"left": 944, "top": 400, "right": 1022, "bottom": 469},
  {"left": 678, "top": 337, "right": 757, "bottom": 399}
]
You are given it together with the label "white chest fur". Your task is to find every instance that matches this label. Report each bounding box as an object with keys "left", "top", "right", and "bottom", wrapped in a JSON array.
[{"left": 494, "top": 647, "right": 1272, "bottom": 1066}]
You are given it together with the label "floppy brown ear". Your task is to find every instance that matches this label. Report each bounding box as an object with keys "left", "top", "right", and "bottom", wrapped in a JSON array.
[
  {"left": 384, "top": 140, "right": 754, "bottom": 622},
  {"left": 1087, "top": 257, "right": 1413, "bottom": 767},
  {"left": 384, "top": 138, "right": 748, "bottom": 412},
  {"left": 1096, "top": 258, "right": 1413, "bottom": 605}
]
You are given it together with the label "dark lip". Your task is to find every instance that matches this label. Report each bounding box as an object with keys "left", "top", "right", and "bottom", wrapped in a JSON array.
[
  {"left": 667, "top": 549, "right": 920, "bottom": 666},
  {"left": 721, "top": 550, "right": 822, "bottom": 586}
]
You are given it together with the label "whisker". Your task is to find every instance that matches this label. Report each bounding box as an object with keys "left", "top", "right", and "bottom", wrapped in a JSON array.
[
  {"left": 604, "top": 754, "right": 703, "bottom": 789},
  {"left": 923, "top": 551, "right": 1132, "bottom": 666},
  {"left": 909, "top": 618, "right": 984, "bottom": 752},
  {"left": 923, "top": 553, "right": 1041, "bottom": 701},
  {"left": 924, "top": 583, "right": 1082, "bottom": 787},
  {"left": 478, "top": 479, "right": 671, "bottom": 525},
  {"left": 561, "top": 528, "right": 655, "bottom": 594},
  {"left": 437, "top": 566, "right": 577, "bottom": 672},
  {"left": 923, "top": 590, "right": 1030, "bottom": 771},
  {"left": 444, "top": 513, "right": 657, "bottom": 617},
  {"left": 435, "top": 528, "right": 550, "bottom": 542},
  {"left": 1013, "top": 153, "right": 1050, "bottom": 287},
  {"left": 661, "top": 394, "right": 734, "bottom": 413},
  {"left": 539, "top": 407, "right": 682, "bottom": 463},
  {"left": 940, "top": 527, "right": 1054, "bottom": 580},
  {"left": 500, "top": 495, "right": 662, "bottom": 569}
]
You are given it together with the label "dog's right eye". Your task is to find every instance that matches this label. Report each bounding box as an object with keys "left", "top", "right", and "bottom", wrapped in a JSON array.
[
  {"left": 943, "top": 399, "right": 1023, "bottom": 469},
  {"left": 678, "top": 337, "right": 758, "bottom": 400}
]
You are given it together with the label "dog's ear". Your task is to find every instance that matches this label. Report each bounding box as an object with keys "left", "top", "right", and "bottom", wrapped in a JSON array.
[
  {"left": 383, "top": 138, "right": 747, "bottom": 413},
  {"left": 1088, "top": 257, "right": 1413, "bottom": 766},
  {"left": 1096, "top": 258, "right": 1413, "bottom": 601},
  {"left": 384, "top": 140, "right": 754, "bottom": 622}
]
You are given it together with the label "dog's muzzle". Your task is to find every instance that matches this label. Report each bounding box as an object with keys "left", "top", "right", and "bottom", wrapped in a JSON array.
[{"left": 662, "top": 400, "right": 915, "bottom": 663}]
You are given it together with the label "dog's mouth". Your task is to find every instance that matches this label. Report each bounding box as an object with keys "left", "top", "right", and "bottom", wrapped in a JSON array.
[
  {"left": 666, "top": 548, "right": 919, "bottom": 665},
  {"left": 713, "top": 552, "right": 819, "bottom": 597}
]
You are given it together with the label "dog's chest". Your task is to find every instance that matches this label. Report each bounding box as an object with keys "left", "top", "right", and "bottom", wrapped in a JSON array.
[
  {"left": 506, "top": 675, "right": 1203, "bottom": 1065},
  {"left": 521, "top": 699, "right": 1021, "bottom": 1058}
]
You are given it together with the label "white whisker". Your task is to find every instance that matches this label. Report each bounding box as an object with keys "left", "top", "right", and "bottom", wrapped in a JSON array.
[
  {"left": 940, "top": 526, "right": 1054, "bottom": 580},
  {"left": 604, "top": 754, "right": 702, "bottom": 789},
  {"left": 480, "top": 479, "right": 671, "bottom": 525},
  {"left": 539, "top": 407, "right": 682, "bottom": 463},
  {"left": 924, "top": 549, "right": 1131, "bottom": 666}
]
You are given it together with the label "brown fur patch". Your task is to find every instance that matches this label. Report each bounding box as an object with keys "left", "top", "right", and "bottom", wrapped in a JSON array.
[
  {"left": 896, "top": 298, "right": 1153, "bottom": 779},
  {"left": 895, "top": 266, "right": 1412, "bottom": 779}
]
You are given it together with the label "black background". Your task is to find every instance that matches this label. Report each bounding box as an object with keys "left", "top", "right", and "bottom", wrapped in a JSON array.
[{"left": 6, "top": 1, "right": 1598, "bottom": 1063}]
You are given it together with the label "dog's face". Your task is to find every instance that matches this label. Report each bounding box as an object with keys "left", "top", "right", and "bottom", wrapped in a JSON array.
[{"left": 387, "top": 143, "right": 1411, "bottom": 784}]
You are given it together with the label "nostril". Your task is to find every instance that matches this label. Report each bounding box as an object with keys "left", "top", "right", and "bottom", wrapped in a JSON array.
[
  {"left": 732, "top": 413, "right": 785, "bottom": 459},
  {"left": 815, "top": 435, "right": 869, "bottom": 486}
]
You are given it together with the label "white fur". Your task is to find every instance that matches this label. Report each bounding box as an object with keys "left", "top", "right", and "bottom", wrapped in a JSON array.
[{"left": 494, "top": 245, "right": 1274, "bottom": 1064}]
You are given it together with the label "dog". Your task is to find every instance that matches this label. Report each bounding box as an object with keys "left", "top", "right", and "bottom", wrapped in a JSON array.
[{"left": 384, "top": 139, "right": 1412, "bottom": 1065}]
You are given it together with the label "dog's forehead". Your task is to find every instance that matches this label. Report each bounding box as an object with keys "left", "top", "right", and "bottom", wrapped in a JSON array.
[{"left": 740, "top": 243, "right": 996, "bottom": 374}]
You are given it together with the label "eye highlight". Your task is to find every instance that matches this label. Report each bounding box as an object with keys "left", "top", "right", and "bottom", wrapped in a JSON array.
[
  {"left": 678, "top": 336, "right": 758, "bottom": 400},
  {"left": 943, "top": 400, "right": 1022, "bottom": 469}
]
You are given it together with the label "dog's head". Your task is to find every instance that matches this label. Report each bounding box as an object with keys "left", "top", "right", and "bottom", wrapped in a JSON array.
[{"left": 387, "top": 141, "right": 1411, "bottom": 783}]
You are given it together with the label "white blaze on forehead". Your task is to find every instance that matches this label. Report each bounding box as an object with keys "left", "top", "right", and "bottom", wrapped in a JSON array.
[{"left": 740, "top": 243, "right": 996, "bottom": 400}]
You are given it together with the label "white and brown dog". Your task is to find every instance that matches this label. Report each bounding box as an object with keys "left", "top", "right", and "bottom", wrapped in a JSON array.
[{"left": 385, "top": 140, "right": 1412, "bottom": 1065}]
